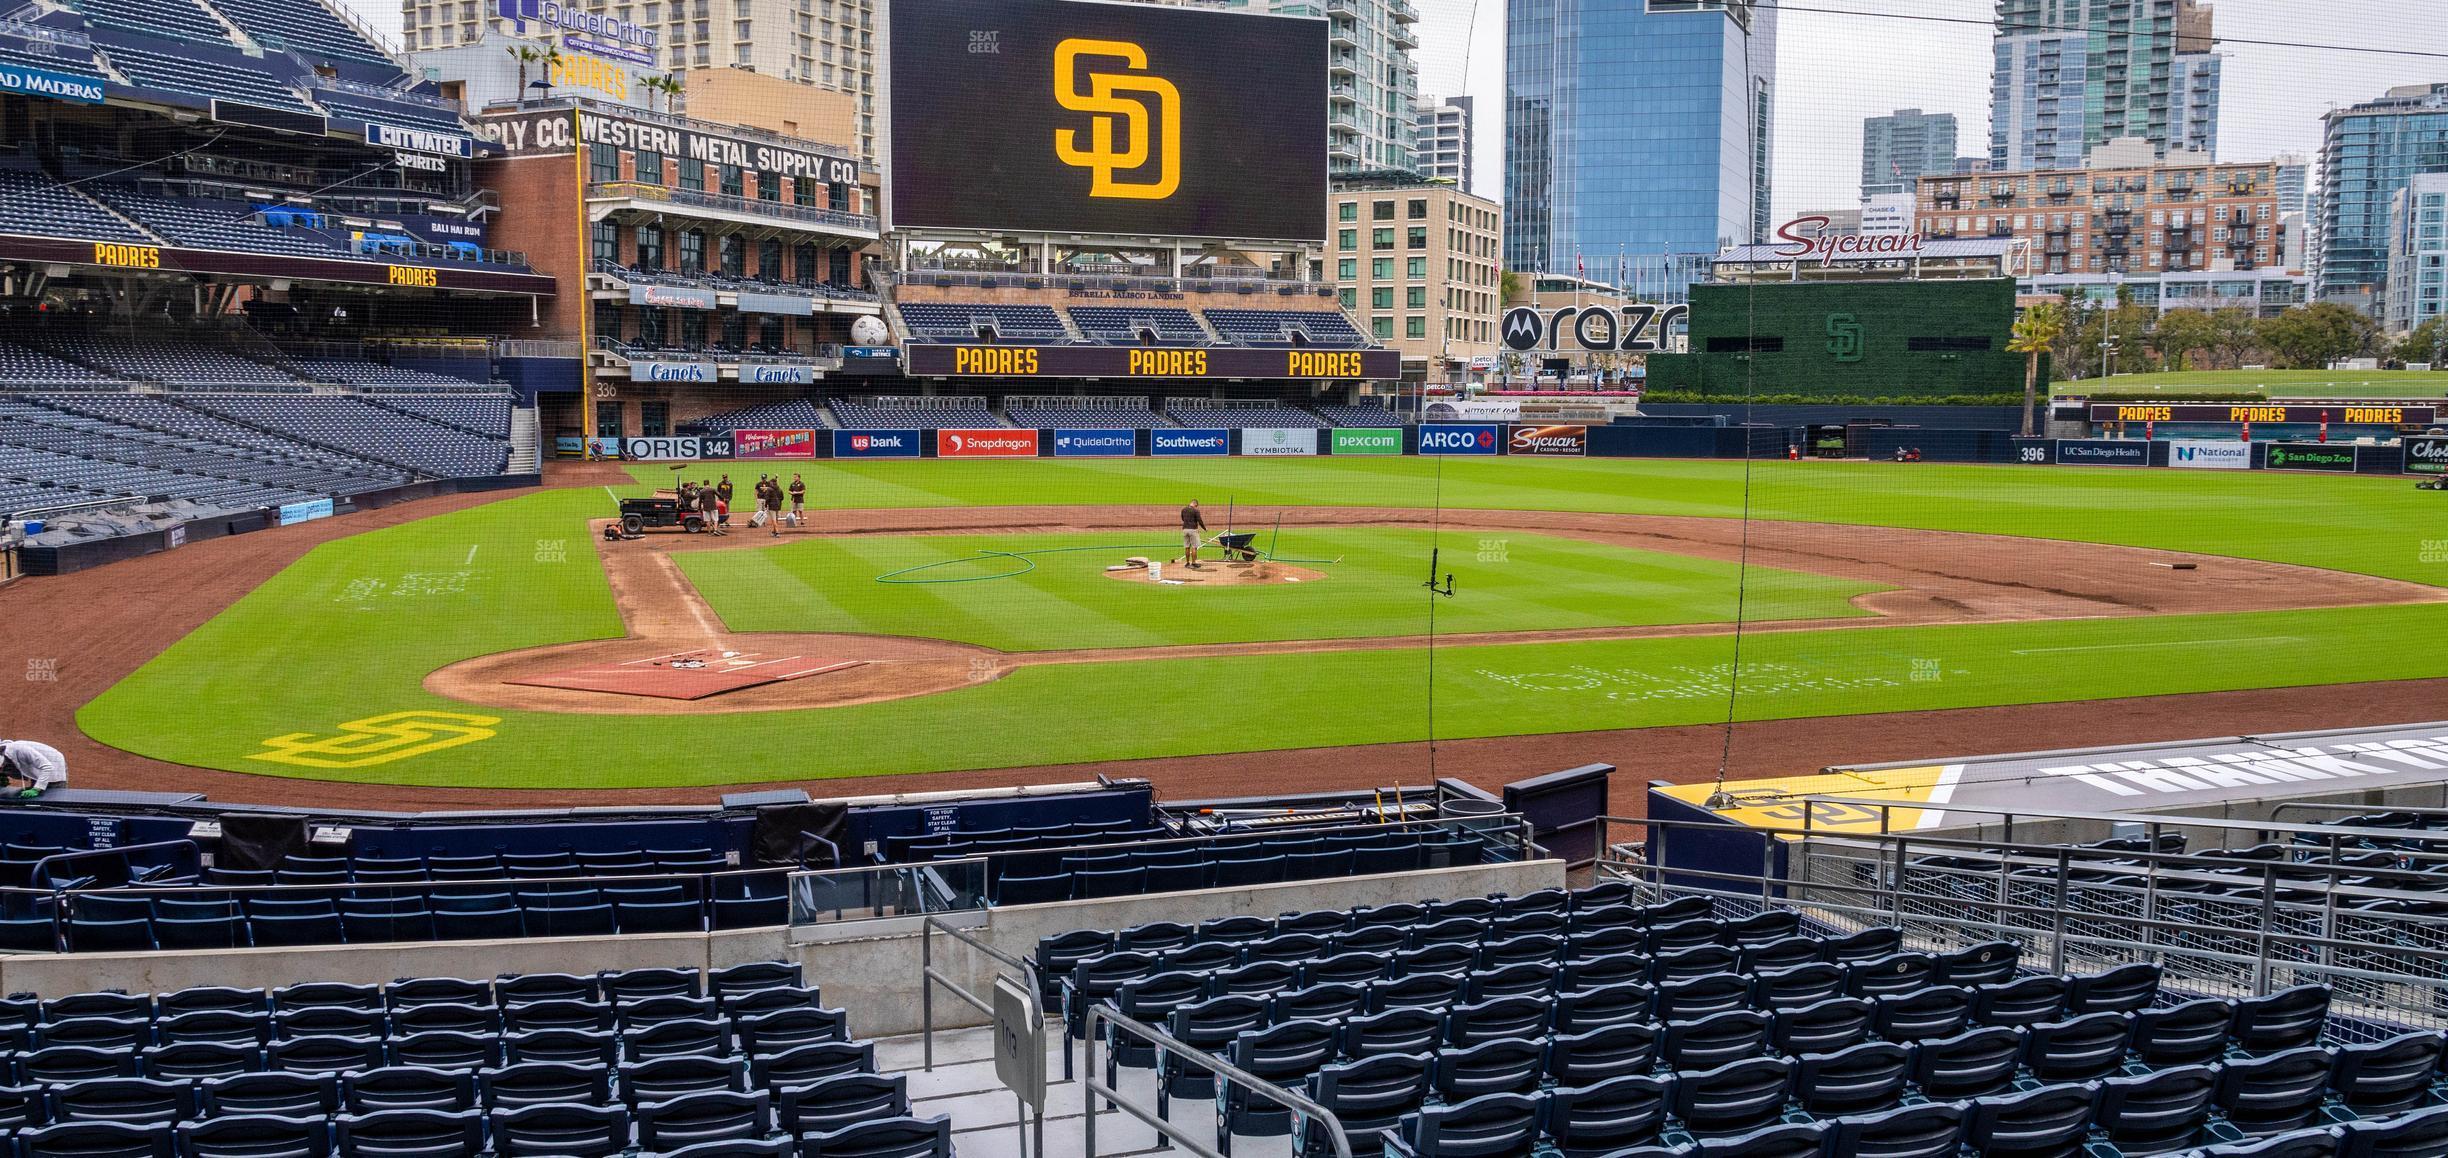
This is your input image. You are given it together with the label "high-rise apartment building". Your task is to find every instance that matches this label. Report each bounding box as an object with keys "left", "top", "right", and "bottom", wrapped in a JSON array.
[
  {"left": 1989, "top": 0, "right": 2222, "bottom": 172},
  {"left": 1326, "top": 177, "right": 1502, "bottom": 377},
  {"left": 2385, "top": 173, "right": 2448, "bottom": 336},
  {"left": 401, "top": 0, "right": 879, "bottom": 163},
  {"left": 1414, "top": 96, "right": 1474, "bottom": 193},
  {"left": 1862, "top": 108, "right": 1958, "bottom": 198},
  {"left": 1505, "top": 0, "right": 1776, "bottom": 284},
  {"left": 2316, "top": 83, "right": 2448, "bottom": 303},
  {"left": 1223, "top": 0, "right": 1418, "bottom": 174},
  {"left": 1920, "top": 156, "right": 2303, "bottom": 315}
]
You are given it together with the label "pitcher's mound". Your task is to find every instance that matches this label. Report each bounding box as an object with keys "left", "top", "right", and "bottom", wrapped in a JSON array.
[{"left": 1105, "top": 561, "right": 1329, "bottom": 587}]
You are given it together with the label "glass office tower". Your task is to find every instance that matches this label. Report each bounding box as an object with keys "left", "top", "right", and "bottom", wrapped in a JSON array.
[{"left": 1504, "top": 0, "right": 1777, "bottom": 288}]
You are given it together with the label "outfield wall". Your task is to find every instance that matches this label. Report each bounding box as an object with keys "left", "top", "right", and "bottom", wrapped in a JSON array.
[{"left": 607, "top": 423, "right": 2431, "bottom": 478}]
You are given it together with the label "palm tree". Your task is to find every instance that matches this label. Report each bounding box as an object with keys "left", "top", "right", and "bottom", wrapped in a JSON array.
[
  {"left": 2008, "top": 301, "right": 2065, "bottom": 437},
  {"left": 506, "top": 43, "right": 550, "bottom": 95},
  {"left": 640, "top": 73, "right": 685, "bottom": 114}
]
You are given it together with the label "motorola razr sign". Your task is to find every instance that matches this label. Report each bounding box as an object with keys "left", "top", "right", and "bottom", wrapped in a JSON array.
[{"left": 1501, "top": 304, "right": 1689, "bottom": 354}]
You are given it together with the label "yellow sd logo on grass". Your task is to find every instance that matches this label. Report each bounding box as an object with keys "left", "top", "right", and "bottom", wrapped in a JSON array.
[
  {"left": 248, "top": 711, "right": 500, "bottom": 769},
  {"left": 1053, "top": 38, "right": 1180, "bottom": 200}
]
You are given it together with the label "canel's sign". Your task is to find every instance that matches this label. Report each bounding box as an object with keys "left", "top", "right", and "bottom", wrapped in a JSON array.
[
  {"left": 1500, "top": 303, "right": 1688, "bottom": 354},
  {"left": 1773, "top": 215, "right": 1931, "bottom": 263}
]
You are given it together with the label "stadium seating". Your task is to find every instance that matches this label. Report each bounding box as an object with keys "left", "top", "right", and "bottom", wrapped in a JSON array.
[
  {"left": 78, "top": 0, "right": 232, "bottom": 46},
  {"left": 687, "top": 398, "right": 833, "bottom": 433},
  {"left": 827, "top": 397, "right": 1004, "bottom": 429},
  {"left": 1202, "top": 308, "right": 1373, "bottom": 347},
  {"left": 1312, "top": 402, "right": 1414, "bottom": 427},
  {"left": 1037, "top": 884, "right": 2408, "bottom": 1158},
  {"left": 0, "top": 168, "right": 152, "bottom": 247},
  {"left": 288, "top": 358, "right": 492, "bottom": 392},
  {"left": 893, "top": 302, "right": 1073, "bottom": 344},
  {"left": 92, "top": 39, "right": 319, "bottom": 115},
  {"left": 0, "top": 338, "right": 127, "bottom": 389},
  {"left": 180, "top": 395, "right": 507, "bottom": 476},
  {"left": 1000, "top": 397, "right": 1174, "bottom": 428},
  {"left": 0, "top": 36, "right": 108, "bottom": 88},
  {"left": 1163, "top": 403, "right": 1329, "bottom": 429},
  {"left": 90, "top": 186, "right": 355, "bottom": 261},
  {"left": 21, "top": 394, "right": 404, "bottom": 481},
  {"left": 0, "top": 964, "right": 953, "bottom": 1156},
  {"left": 0, "top": 401, "right": 378, "bottom": 514},
  {"left": 1066, "top": 306, "right": 1210, "bottom": 345},
  {"left": 36, "top": 334, "right": 297, "bottom": 389}
]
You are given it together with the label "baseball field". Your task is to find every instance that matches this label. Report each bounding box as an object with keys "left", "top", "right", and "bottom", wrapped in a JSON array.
[{"left": 57, "top": 456, "right": 2448, "bottom": 794}]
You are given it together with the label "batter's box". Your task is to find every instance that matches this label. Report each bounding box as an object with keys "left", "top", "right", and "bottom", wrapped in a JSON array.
[{"left": 508, "top": 649, "right": 866, "bottom": 701}]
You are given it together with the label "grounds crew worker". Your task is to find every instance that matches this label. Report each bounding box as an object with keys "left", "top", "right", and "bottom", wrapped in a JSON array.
[
  {"left": 716, "top": 475, "right": 735, "bottom": 527},
  {"left": 1179, "top": 499, "right": 1206, "bottom": 569},
  {"left": 0, "top": 739, "right": 67, "bottom": 799},
  {"left": 787, "top": 474, "right": 807, "bottom": 527}
]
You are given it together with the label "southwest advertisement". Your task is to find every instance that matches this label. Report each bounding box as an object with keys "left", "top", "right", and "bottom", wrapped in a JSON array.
[
  {"left": 2167, "top": 440, "right": 2251, "bottom": 470},
  {"left": 1151, "top": 429, "right": 1229, "bottom": 457},
  {"left": 887, "top": 0, "right": 1327, "bottom": 241},
  {"left": 936, "top": 429, "right": 1042, "bottom": 458}
]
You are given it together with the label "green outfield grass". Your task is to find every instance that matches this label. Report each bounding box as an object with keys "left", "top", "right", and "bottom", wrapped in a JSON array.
[
  {"left": 75, "top": 459, "right": 2448, "bottom": 789},
  {"left": 675, "top": 528, "right": 1881, "bottom": 651},
  {"left": 2054, "top": 369, "right": 2448, "bottom": 399}
]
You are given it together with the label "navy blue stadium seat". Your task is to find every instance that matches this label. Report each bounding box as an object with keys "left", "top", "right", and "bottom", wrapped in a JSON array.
[
  {"left": 202, "top": 1073, "right": 338, "bottom": 1119},
  {"left": 1673, "top": 1057, "right": 1793, "bottom": 1137},
  {"left": 2134, "top": 997, "right": 2237, "bottom": 1067},
  {"left": 15, "top": 1118, "right": 176, "bottom": 1158},
  {"left": 746, "top": 1042, "right": 875, "bottom": 1091},
  {"left": 2197, "top": 1127, "right": 2343, "bottom": 1157},
  {"left": 478, "top": 1061, "right": 611, "bottom": 1111},
  {"left": 2340, "top": 1105, "right": 2448, "bottom": 1158},
  {"left": 800, "top": 1114, "right": 954, "bottom": 1158},
  {"left": 2233, "top": 986, "right": 2333, "bottom": 1054},
  {"left": 332, "top": 1106, "right": 486, "bottom": 1157},
  {"left": 1794, "top": 1040, "right": 1911, "bottom": 1115},
  {"left": 1965, "top": 1082, "right": 2101, "bottom": 1158},
  {"left": 2023, "top": 1011, "right": 2135, "bottom": 1082},
  {"left": 1830, "top": 1101, "right": 1966, "bottom": 1158},
  {"left": 1394, "top": 1090, "right": 1542, "bottom": 1157},
  {"left": 1691, "top": 1120, "right": 1829, "bottom": 1158},
  {"left": 2067, "top": 962, "right": 2161, "bottom": 1014},
  {"left": 46, "top": 1075, "right": 195, "bottom": 1125},
  {"left": 488, "top": 1101, "right": 630, "bottom": 1157},
  {"left": 2098, "top": 1065, "right": 2221, "bottom": 1153},
  {"left": 2218, "top": 1046, "right": 2340, "bottom": 1136},
  {"left": 777, "top": 1073, "right": 906, "bottom": 1139},
  {"left": 1974, "top": 974, "right": 2068, "bottom": 1027},
  {"left": 2331, "top": 1031, "right": 2448, "bottom": 1113},
  {"left": 1874, "top": 984, "right": 1974, "bottom": 1042},
  {"left": 177, "top": 1113, "right": 330, "bottom": 1158},
  {"left": 140, "top": 1042, "right": 258, "bottom": 1081},
  {"left": 341, "top": 1065, "right": 476, "bottom": 1113},
  {"left": 1912, "top": 1024, "right": 2026, "bottom": 1100},
  {"left": 635, "top": 1089, "right": 771, "bottom": 1151}
]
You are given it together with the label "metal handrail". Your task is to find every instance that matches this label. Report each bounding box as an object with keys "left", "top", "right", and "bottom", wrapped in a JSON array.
[
  {"left": 917, "top": 913, "right": 1037, "bottom": 1070},
  {"left": 1085, "top": 1002, "right": 1355, "bottom": 1158}
]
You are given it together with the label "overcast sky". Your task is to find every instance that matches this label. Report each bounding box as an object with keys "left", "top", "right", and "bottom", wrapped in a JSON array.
[
  {"left": 1409, "top": 0, "right": 2447, "bottom": 219},
  {"left": 359, "top": 0, "right": 2445, "bottom": 224}
]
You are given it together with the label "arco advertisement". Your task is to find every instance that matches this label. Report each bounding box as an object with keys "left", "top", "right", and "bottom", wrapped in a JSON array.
[
  {"left": 1417, "top": 424, "right": 1500, "bottom": 456},
  {"left": 936, "top": 429, "right": 1041, "bottom": 458}
]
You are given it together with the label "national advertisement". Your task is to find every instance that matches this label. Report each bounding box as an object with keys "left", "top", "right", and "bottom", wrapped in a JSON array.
[
  {"left": 833, "top": 429, "right": 921, "bottom": 458},
  {"left": 1416, "top": 424, "right": 1500, "bottom": 456},
  {"left": 1330, "top": 428, "right": 1402, "bottom": 456},
  {"left": 936, "top": 429, "right": 1041, "bottom": 458},
  {"left": 1241, "top": 428, "right": 1318, "bottom": 457},
  {"left": 741, "top": 363, "right": 817, "bottom": 385},
  {"left": 1508, "top": 425, "right": 1587, "bottom": 457},
  {"left": 629, "top": 360, "right": 718, "bottom": 383},
  {"left": 2053, "top": 439, "right": 2147, "bottom": 467},
  {"left": 1051, "top": 428, "right": 1137, "bottom": 457},
  {"left": 2264, "top": 442, "right": 2359, "bottom": 473},
  {"left": 2168, "top": 440, "right": 2250, "bottom": 470},
  {"left": 733, "top": 429, "right": 818, "bottom": 459},
  {"left": 622, "top": 435, "right": 728, "bottom": 461},
  {"left": 1151, "top": 429, "right": 1230, "bottom": 457},
  {"left": 2405, "top": 435, "right": 2448, "bottom": 476}
]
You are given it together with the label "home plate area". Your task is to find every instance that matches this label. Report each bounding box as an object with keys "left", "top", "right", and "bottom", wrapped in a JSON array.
[{"left": 506, "top": 648, "right": 866, "bottom": 701}]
